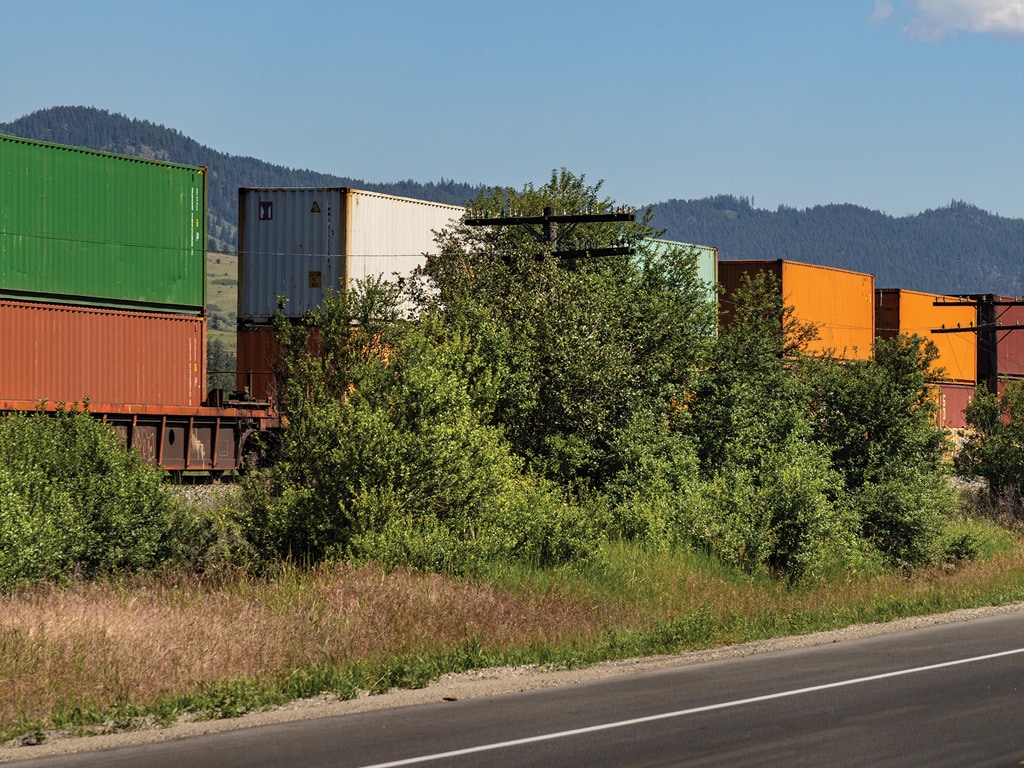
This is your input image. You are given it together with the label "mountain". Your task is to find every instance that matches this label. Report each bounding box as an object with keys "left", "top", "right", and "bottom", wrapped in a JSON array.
[
  {"left": 649, "top": 195, "right": 1024, "bottom": 295},
  {"left": 0, "top": 106, "right": 484, "bottom": 253},
  {"left": 4, "top": 107, "right": 1024, "bottom": 295}
]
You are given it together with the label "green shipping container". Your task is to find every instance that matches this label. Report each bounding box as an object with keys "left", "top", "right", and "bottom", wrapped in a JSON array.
[{"left": 0, "top": 134, "right": 206, "bottom": 313}]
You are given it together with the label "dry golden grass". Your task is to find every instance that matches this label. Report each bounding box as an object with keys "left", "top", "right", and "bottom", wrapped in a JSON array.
[
  {"left": 2, "top": 544, "right": 1023, "bottom": 738},
  {"left": 0, "top": 563, "right": 611, "bottom": 730}
]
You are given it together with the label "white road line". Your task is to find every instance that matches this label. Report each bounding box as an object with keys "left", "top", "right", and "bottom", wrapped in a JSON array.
[{"left": 357, "top": 647, "right": 1024, "bottom": 767}]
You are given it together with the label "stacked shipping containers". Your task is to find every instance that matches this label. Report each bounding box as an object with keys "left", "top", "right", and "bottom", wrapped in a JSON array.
[
  {"left": 0, "top": 134, "right": 208, "bottom": 407},
  {"left": 875, "top": 288, "right": 977, "bottom": 429},
  {"left": 717, "top": 259, "right": 875, "bottom": 360},
  {"left": 236, "top": 187, "right": 464, "bottom": 400},
  {"left": 0, "top": 135, "right": 276, "bottom": 471}
]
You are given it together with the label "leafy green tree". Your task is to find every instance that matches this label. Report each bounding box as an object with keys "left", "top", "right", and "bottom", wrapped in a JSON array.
[
  {"left": 802, "top": 335, "right": 955, "bottom": 566},
  {"left": 207, "top": 337, "right": 237, "bottom": 394},
  {"left": 243, "top": 278, "right": 599, "bottom": 571},
  {"left": 420, "top": 169, "right": 716, "bottom": 488},
  {"left": 683, "top": 272, "right": 852, "bottom": 580},
  {"left": 958, "top": 381, "right": 1024, "bottom": 496}
]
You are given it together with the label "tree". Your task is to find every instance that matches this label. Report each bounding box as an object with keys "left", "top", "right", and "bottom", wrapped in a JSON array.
[
  {"left": 958, "top": 381, "right": 1024, "bottom": 497},
  {"left": 242, "top": 278, "right": 599, "bottom": 571},
  {"left": 419, "top": 169, "right": 716, "bottom": 488}
]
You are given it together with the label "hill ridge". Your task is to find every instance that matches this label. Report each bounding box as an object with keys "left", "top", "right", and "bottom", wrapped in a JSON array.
[{"left": 4, "top": 107, "right": 1023, "bottom": 295}]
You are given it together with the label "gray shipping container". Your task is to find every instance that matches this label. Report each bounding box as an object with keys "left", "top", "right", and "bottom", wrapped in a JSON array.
[{"left": 238, "top": 188, "right": 464, "bottom": 322}]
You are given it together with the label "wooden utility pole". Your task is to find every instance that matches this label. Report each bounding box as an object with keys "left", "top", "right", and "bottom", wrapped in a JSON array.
[{"left": 932, "top": 294, "right": 1024, "bottom": 394}]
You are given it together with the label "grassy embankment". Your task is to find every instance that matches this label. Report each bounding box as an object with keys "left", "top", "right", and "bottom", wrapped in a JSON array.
[
  {"left": 205, "top": 252, "right": 237, "bottom": 353},
  {"left": 2, "top": 514, "right": 1022, "bottom": 744}
]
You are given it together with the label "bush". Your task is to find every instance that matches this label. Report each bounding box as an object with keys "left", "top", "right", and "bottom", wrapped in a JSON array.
[
  {"left": 0, "top": 408, "right": 174, "bottom": 590},
  {"left": 244, "top": 282, "right": 599, "bottom": 573},
  {"left": 847, "top": 466, "right": 957, "bottom": 567}
]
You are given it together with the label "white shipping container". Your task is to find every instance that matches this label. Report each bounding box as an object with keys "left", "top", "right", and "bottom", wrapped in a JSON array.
[{"left": 238, "top": 188, "right": 463, "bottom": 322}]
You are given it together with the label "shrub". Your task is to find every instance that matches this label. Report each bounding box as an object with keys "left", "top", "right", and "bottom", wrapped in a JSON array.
[{"left": 0, "top": 408, "right": 174, "bottom": 590}]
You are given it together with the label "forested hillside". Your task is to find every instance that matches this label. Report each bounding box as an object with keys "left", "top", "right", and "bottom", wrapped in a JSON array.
[
  {"left": 650, "top": 195, "right": 1024, "bottom": 295},
  {"left": 0, "top": 107, "right": 483, "bottom": 253},
  {"left": 4, "top": 107, "right": 1024, "bottom": 295}
]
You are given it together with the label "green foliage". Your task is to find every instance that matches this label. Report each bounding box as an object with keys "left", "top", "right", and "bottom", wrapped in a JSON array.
[
  {"left": 683, "top": 276, "right": 958, "bottom": 577},
  {"left": 423, "top": 169, "right": 716, "bottom": 488},
  {"left": 849, "top": 466, "right": 956, "bottom": 567},
  {"left": 0, "top": 409, "right": 174, "bottom": 590},
  {"left": 243, "top": 278, "right": 599, "bottom": 571},
  {"left": 958, "top": 382, "right": 1024, "bottom": 497},
  {"left": 803, "top": 335, "right": 946, "bottom": 490},
  {"left": 206, "top": 337, "right": 236, "bottom": 393}
]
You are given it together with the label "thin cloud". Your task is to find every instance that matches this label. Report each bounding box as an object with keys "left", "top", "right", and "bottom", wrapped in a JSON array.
[
  {"left": 901, "top": 0, "right": 1024, "bottom": 41},
  {"left": 870, "top": 1, "right": 896, "bottom": 23}
]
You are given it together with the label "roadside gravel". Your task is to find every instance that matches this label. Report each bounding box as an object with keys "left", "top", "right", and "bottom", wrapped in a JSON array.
[{"left": 3, "top": 601, "right": 1023, "bottom": 762}]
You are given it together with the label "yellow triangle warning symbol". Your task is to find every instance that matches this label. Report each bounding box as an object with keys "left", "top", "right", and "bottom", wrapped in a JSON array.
[{"left": 311, "top": 201, "right": 321, "bottom": 213}]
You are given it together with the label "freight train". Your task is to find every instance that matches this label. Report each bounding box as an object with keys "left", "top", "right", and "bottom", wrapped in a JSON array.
[
  {"left": 0, "top": 135, "right": 464, "bottom": 473},
  {"left": 0, "top": 134, "right": 1015, "bottom": 470}
]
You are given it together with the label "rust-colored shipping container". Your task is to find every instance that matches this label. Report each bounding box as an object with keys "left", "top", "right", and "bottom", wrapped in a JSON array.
[
  {"left": 718, "top": 260, "right": 875, "bottom": 360},
  {"left": 875, "top": 289, "right": 976, "bottom": 384},
  {"left": 0, "top": 299, "right": 205, "bottom": 407},
  {"left": 990, "top": 298, "right": 1024, "bottom": 378},
  {"left": 934, "top": 381, "right": 976, "bottom": 430},
  {"left": 236, "top": 325, "right": 280, "bottom": 403}
]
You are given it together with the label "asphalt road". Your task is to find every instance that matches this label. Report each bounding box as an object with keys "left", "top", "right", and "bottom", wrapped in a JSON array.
[{"left": 10, "top": 611, "right": 1024, "bottom": 767}]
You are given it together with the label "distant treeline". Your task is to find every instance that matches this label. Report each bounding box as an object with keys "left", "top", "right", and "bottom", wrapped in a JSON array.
[
  {"left": 649, "top": 195, "right": 1024, "bottom": 295},
  {"left": 4, "top": 107, "right": 1024, "bottom": 295}
]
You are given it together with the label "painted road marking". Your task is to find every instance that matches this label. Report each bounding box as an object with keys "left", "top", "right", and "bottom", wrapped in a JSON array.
[{"left": 358, "top": 647, "right": 1024, "bottom": 767}]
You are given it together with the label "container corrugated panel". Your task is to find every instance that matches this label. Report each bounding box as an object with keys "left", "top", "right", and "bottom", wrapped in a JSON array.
[
  {"left": 875, "top": 289, "right": 977, "bottom": 383},
  {"left": 0, "top": 134, "right": 206, "bottom": 312},
  {"left": 993, "top": 298, "right": 1024, "bottom": 378},
  {"left": 236, "top": 325, "right": 280, "bottom": 402},
  {"left": 0, "top": 299, "right": 205, "bottom": 406},
  {"left": 718, "top": 260, "right": 874, "bottom": 360},
  {"left": 238, "top": 188, "right": 345, "bottom": 322},
  {"left": 644, "top": 238, "right": 717, "bottom": 306},
  {"left": 344, "top": 189, "right": 463, "bottom": 287},
  {"left": 935, "top": 381, "right": 975, "bottom": 430},
  {"left": 238, "top": 187, "right": 463, "bottom": 322}
]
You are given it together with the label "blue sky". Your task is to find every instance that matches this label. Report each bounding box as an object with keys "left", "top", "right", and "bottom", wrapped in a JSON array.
[{"left": 5, "top": 1, "right": 1024, "bottom": 217}]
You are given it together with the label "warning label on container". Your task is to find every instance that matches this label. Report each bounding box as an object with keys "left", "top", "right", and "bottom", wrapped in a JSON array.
[
  {"left": 259, "top": 201, "right": 273, "bottom": 221},
  {"left": 311, "top": 201, "right": 321, "bottom": 213}
]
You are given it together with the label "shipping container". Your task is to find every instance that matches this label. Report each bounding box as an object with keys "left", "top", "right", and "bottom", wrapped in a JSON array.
[
  {"left": 238, "top": 187, "right": 463, "bottom": 322},
  {"left": 236, "top": 324, "right": 280, "bottom": 402},
  {"left": 986, "top": 296, "right": 1024, "bottom": 379},
  {"left": 0, "top": 134, "right": 206, "bottom": 313},
  {"left": 934, "top": 381, "right": 976, "bottom": 430},
  {"left": 644, "top": 238, "right": 717, "bottom": 306},
  {"left": 0, "top": 299, "right": 205, "bottom": 407},
  {"left": 717, "top": 260, "right": 875, "bottom": 360},
  {"left": 875, "top": 289, "right": 976, "bottom": 383}
]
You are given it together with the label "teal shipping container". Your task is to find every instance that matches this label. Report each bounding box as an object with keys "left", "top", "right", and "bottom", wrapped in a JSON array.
[
  {"left": 0, "top": 134, "right": 206, "bottom": 313},
  {"left": 643, "top": 238, "right": 718, "bottom": 306}
]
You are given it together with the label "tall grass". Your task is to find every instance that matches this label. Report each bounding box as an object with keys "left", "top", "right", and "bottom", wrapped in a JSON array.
[{"left": 2, "top": 534, "right": 1024, "bottom": 744}]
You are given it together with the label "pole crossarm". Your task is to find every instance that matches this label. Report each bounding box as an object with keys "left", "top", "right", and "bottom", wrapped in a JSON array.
[{"left": 464, "top": 205, "right": 637, "bottom": 259}]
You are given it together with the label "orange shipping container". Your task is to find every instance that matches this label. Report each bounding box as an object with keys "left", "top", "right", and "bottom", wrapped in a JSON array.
[
  {"left": 875, "top": 289, "right": 976, "bottom": 384},
  {"left": 718, "top": 260, "right": 875, "bottom": 360},
  {"left": 0, "top": 299, "right": 206, "bottom": 407}
]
